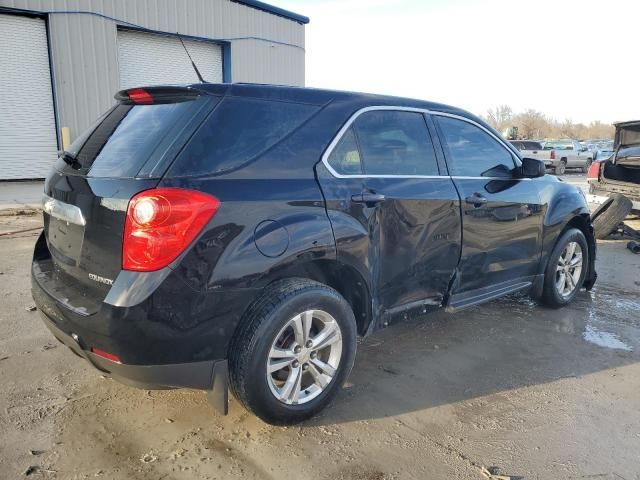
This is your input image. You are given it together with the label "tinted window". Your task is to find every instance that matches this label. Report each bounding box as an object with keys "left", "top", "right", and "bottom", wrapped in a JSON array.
[
  {"left": 510, "top": 141, "right": 525, "bottom": 150},
  {"left": 352, "top": 110, "right": 438, "bottom": 176},
  {"left": 56, "top": 100, "right": 204, "bottom": 178},
  {"left": 525, "top": 141, "right": 543, "bottom": 150},
  {"left": 436, "top": 116, "right": 515, "bottom": 177},
  {"left": 327, "top": 127, "right": 362, "bottom": 175},
  {"left": 172, "top": 97, "right": 319, "bottom": 176},
  {"left": 544, "top": 141, "right": 574, "bottom": 150}
]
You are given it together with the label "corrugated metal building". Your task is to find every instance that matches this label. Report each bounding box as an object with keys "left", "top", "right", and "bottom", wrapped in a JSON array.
[{"left": 0, "top": 0, "right": 308, "bottom": 179}]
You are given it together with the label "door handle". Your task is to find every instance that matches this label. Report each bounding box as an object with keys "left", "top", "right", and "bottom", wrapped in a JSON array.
[
  {"left": 465, "top": 193, "right": 488, "bottom": 207},
  {"left": 351, "top": 192, "right": 386, "bottom": 205}
]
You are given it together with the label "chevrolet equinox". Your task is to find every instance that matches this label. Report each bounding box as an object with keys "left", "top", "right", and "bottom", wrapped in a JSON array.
[{"left": 32, "top": 84, "right": 597, "bottom": 424}]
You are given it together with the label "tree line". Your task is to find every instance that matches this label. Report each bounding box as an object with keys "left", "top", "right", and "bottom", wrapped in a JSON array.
[{"left": 483, "top": 105, "right": 614, "bottom": 140}]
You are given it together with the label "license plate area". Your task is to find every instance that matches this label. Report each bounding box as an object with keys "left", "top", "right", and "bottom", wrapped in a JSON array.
[
  {"left": 42, "top": 195, "right": 87, "bottom": 267},
  {"left": 47, "top": 216, "right": 84, "bottom": 266}
]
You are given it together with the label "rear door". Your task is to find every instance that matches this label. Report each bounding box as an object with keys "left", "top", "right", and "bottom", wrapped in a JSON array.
[
  {"left": 433, "top": 114, "right": 545, "bottom": 309},
  {"left": 317, "top": 107, "right": 461, "bottom": 317}
]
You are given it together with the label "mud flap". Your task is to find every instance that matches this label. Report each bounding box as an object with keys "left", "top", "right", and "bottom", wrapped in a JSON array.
[{"left": 207, "top": 360, "right": 229, "bottom": 415}]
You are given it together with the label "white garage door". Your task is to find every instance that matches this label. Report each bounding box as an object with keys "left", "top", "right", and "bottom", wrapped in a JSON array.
[
  {"left": 0, "top": 14, "right": 58, "bottom": 179},
  {"left": 117, "top": 30, "right": 223, "bottom": 89}
]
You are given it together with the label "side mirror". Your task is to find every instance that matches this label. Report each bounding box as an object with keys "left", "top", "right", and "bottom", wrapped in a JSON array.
[{"left": 521, "top": 157, "right": 546, "bottom": 178}]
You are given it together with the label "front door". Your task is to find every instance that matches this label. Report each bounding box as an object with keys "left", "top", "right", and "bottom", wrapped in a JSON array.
[
  {"left": 433, "top": 114, "right": 545, "bottom": 307},
  {"left": 317, "top": 108, "right": 461, "bottom": 318}
]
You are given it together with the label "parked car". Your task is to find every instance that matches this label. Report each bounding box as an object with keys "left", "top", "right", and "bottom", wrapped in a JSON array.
[
  {"left": 594, "top": 148, "right": 615, "bottom": 161},
  {"left": 588, "top": 120, "right": 640, "bottom": 212},
  {"left": 509, "top": 140, "right": 546, "bottom": 162},
  {"left": 540, "top": 140, "right": 594, "bottom": 174},
  {"left": 31, "top": 84, "right": 597, "bottom": 425}
]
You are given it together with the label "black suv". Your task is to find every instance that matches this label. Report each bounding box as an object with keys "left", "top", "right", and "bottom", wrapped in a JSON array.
[{"left": 32, "top": 84, "right": 596, "bottom": 424}]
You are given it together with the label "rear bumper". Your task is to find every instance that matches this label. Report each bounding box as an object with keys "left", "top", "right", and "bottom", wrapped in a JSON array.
[{"left": 39, "top": 307, "right": 224, "bottom": 390}]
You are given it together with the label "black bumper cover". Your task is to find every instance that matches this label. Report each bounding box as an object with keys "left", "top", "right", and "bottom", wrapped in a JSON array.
[{"left": 39, "top": 310, "right": 229, "bottom": 413}]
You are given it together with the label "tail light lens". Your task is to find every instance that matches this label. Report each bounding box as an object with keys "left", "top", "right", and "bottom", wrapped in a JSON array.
[
  {"left": 123, "top": 188, "right": 220, "bottom": 271},
  {"left": 587, "top": 161, "right": 601, "bottom": 180},
  {"left": 550, "top": 150, "right": 556, "bottom": 160}
]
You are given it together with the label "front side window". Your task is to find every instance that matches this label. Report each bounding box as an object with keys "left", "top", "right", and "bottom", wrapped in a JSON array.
[{"left": 436, "top": 116, "right": 515, "bottom": 177}]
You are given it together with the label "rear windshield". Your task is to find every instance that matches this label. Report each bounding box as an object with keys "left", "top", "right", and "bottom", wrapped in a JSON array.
[
  {"left": 544, "top": 142, "right": 573, "bottom": 150},
  {"left": 168, "top": 97, "right": 320, "bottom": 177},
  {"left": 56, "top": 97, "right": 211, "bottom": 178}
]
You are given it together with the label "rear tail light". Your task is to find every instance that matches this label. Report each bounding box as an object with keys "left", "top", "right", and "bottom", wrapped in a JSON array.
[
  {"left": 587, "top": 161, "right": 601, "bottom": 180},
  {"left": 127, "top": 88, "right": 154, "bottom": 105},
  {"left": 123, "top": 188, "right": 220, "bottom": 271},
  {"left": 550, "top": 150, "right": 556, "bottom": 160},
  {"left": 91, "top": 347, "right": 122, "bottom": 364}
]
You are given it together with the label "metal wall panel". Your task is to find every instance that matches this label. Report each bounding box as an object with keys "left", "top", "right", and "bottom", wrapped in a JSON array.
[
  {"left": 117, "top": 30, "right": 223, "bottom": 88},
  {"left": 0, "top": 14, "right": 58, "bottom": 179},
  {"left": 0, "top": 0, "right": 305, "bottom": 143}
]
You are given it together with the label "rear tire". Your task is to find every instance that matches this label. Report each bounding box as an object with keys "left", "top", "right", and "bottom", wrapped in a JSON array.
[
  {"left": 591, "top": 193, "right": 633, "bottom": 239},
  {"left": 540, "top": 228, "right": 588, "bottom": 307},
  {"left": 554, "top": 161, "right": 566, "bottom": 175},
  {"left": 228, "top": 278, "right": 357, "bottom": 425},
  {"left": 582, "top": 158, "right": 593, "bottom": 173}
]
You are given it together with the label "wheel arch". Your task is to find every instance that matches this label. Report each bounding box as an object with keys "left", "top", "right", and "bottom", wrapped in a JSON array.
[
  {"left": 260, "top": 259, "right": 373, "bottom": 336},
  {"left": 541, "top": 212, "right": 597, "bottom": 290}
]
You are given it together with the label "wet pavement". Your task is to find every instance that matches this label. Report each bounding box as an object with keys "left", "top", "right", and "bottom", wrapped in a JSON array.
[{"left": 1, "top": 216, "right": 639, "bottom": 479}]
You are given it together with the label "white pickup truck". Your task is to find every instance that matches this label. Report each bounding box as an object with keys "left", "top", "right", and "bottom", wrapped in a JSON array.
[{"left": 539, "top": 140, "right": 593, "bottom": 175}]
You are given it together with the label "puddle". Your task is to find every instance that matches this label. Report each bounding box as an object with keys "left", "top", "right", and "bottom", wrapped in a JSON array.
[
  {"left": 477, "top": 285, "right": 640, "bottom": 353},
  {"left": 583, "top": 324, "right": 632, "bottom": 351},
  {"left": 577, "top": 286, "right": 639, "bottom": 352}
]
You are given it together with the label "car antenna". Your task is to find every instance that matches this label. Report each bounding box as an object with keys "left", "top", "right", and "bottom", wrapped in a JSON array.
[{"left": 177, "top": 33, "right": 206, "bottom": 83}]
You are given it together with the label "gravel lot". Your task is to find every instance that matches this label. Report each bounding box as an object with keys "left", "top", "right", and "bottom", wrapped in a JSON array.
[{"left": 1, "top": 176, "right": 639, "bottom": 480}]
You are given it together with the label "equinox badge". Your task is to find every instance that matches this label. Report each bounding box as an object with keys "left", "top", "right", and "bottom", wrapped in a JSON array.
[{"left": 88, "top": 273, "right": 113, "bottom": 286}]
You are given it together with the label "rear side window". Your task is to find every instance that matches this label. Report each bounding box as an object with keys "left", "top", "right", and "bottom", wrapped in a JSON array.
[
  {"left": 57, "top": 100, "right": 206, "bottom": 178},
  {"left": 327, "top": 128, "right": 363, "bottom": 175},
  {"left": 353, "top": 111, "right": 439, "bottom": 176},
  {"left": 171, "top": 97, "right": 319, "bottom": 176},
  {"left": 327, "top": 110, "right": 439, "bottom": 176},
  {"left": 436, "top": 116, "right": 515, "bottom": 177}
]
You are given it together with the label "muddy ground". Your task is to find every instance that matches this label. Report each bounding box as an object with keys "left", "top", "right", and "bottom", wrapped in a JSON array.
[{"left": 1, "top": 208, "right": 640, "bottom": 479}]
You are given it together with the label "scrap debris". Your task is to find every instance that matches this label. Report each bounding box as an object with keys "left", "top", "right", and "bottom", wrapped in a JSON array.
[{"left": 479, "top": 465, "right": 512, "bottom": 480}]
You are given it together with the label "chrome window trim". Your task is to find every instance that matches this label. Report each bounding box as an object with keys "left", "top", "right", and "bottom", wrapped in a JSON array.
[{"left": 321, "top": 105, "right": 522, "bottom": 180}]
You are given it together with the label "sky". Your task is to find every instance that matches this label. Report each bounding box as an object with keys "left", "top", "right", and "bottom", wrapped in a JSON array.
[{"left": 275, "top": 0, "right": 639, "bottom": 124}]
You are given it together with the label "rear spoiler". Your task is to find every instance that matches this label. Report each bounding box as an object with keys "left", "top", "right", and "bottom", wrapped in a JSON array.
[{"left": 114, "top": 86, "right": 203, "bottom": 105}]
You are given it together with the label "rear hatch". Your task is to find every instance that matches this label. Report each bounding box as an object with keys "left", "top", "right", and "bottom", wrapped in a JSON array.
[
  {"left": 38, "top": 86, "right": 217, "bottom": 313},
  {"left": 600, "top": 121, "right": 640, "bottom": 200}
]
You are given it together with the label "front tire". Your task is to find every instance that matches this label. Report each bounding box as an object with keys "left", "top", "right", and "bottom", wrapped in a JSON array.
[
  {"left": 228, "top": 278, "right": 357, "bottom": 425},
  {"left": 540, "top": 228, "right": 589, "bottom": 307}
]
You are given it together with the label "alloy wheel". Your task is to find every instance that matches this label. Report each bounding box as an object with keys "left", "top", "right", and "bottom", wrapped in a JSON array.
[
  {"left": 266, "top": 310, "right": 343, "bottom": 405},
  {"left": 555, "top": 241, "right": 583, "bottom": 297}
]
